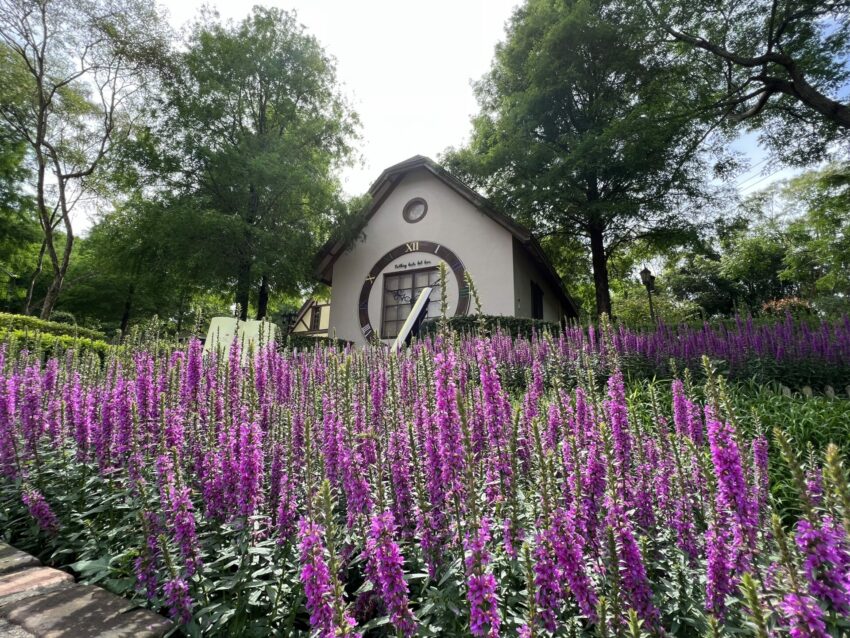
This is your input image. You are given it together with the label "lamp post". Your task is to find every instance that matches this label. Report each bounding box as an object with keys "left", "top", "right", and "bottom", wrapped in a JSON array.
[{"left": 639, "top": 266, "right": 656, "bottom": 323}]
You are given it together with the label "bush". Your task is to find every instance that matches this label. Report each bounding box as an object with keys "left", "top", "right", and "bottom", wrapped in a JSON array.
[
  {"left": 0, "top": 312, "right": 105, "bottom": 341},
  {"left": 419, "top": 314, "right": 560, "bottom": 339},
  {"left": 282, "top": 333, "right": 350, "bottom": 350},
  {"left": 0, "top": 329, "right": 113, "bottom": 362},
  {"left": 48, "top": 310, "right": 77, "bottom": 325}
]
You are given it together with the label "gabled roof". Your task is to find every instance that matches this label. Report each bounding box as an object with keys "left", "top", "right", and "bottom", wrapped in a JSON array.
[{"left": 315, "top": 155, "right": 580, "bottom": 318}]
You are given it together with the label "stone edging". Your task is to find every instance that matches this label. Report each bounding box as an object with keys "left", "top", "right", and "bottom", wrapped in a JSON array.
[{"left": 0, "top": 543, "right": 173, "bottom": 637}]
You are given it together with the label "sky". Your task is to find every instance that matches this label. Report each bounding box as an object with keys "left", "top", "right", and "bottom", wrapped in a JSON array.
[{"left": 164, "top": 0, "right": 521, "bottom": 196}]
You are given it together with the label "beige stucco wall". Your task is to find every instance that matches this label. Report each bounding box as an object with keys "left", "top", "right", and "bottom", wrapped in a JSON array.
[
  {"left": 328, "top": 168, "right": 516, "bottom": 344},
  {"left": 512, "top": 238, "right": 563, "bottom": 323}
]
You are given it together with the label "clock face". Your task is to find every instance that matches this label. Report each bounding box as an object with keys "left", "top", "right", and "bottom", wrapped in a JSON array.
[
  {"left": 402, "top": 198, "right": 428, "bottom": 224},
  {"left": 357, "top": 241, "right": 469, "bottom": 341}
]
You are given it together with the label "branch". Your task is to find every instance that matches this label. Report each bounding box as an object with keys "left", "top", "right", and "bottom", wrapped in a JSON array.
[
  {"left": 728, "top": 86, "right": 775, "bottom": 121},
  {"left": 643, "top": 0, "right": 792, "bottom": 68}
]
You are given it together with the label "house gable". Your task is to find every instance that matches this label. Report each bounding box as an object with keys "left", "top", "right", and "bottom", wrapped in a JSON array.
[
  {"left": 327, "top": 166, "right": 519, "bottom": 342},
  {"left": 316, "top": 155, "right": 578, "bottom": 318},
  {"left": 319, "top": 156, "right": 579, "bottom": 344}
]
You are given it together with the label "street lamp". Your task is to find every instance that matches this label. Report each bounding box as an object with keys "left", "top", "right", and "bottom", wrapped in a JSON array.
[{"left": 639, "top": 266, "right": 657, "bottom": 323}]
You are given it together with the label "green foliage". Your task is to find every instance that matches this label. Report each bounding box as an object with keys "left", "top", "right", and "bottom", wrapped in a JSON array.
[
  {"left": 0, "top": 45, "right": 39, "bottom": 313},
  {"left": 663, "top": 164, "right": 850, "bottom": 318},
  {"left": 443, "top": 0, "right": 723, "bottom": 316},
  {"left": 612, "top": 283, "right": 702, "bottom": 327},
  {"left": 647, "top": 0, "right": 850, "bottom": 164},
  {"left": 0, "top": 329, "right": 112, "bottom": 361},
  {"left": 781, "top": 165, "right": 850, "bottom": 299},
  {"left": 419, "top": 314, "right": 560, "bottom": 339},
  {"left": 137, "top": 6, "right": 358, "bottom": 320},
  {"left": 54, "top": 201, "right": 212, "bottom": 336},
  {"left": 47, "top": 311, "right": 76, "bottom": 325},
  {"left": 283, "top": 334, "right": 350, "bottom": 351},
  {"left": 0, "top": 313, "right": 105, "bottom": 341},
  {"left": 0, "top": 0, "right": 171, "bottom": 319}
]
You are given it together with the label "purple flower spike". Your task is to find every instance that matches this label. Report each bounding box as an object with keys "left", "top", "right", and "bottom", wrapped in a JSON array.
[
  {"left": 366, "top": 510, "right": 417, "bottom": 637},
  {"left": 796, "top": 517, "right": 850, "bottom": 614},
  {"left": 22, "top": 489, "right": 59, "bottom": 534},
  {"left": 607, "top": 501, "right": 659, "bottom": 627},
  {"left": 780, "top": 592, "right": 829, "bottom": 638},
  {"left": 464, "top": 518, "right": 501, "bottom": 637},
  {"left": 298, "top": 518, "right": 361, "bottom": 638},
  {"left": 163, "top": 577, "right": 193, "bottom": 624}
]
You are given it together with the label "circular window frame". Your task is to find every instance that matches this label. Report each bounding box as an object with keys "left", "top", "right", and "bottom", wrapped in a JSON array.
[{"left": 402, "top": 197, "right": 428, "bottom": 224}]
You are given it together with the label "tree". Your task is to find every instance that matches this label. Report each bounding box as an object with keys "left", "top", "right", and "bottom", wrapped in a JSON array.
[
  {"left": 444, "top": 0, "right": 725, "bottom": 317},
  {"left": 664, "top": 252, "right": 738, "bottom": 317},
  {"left": 0, "top": 44, "right": 38, "bottom": 310},
  {"left": 780, "top": 165, "right": 850, "bottom": 300},
  {"left": 721, "top": 232, "right": 793, "bottom": 306},
  {"left": 0, "top": 0, "right": 168, "bottom": 319},
  {"left": 663, "top": 168, "right": 850, "bottom": 318},
  {"left": 60, "top": 197, "right": 213, "bottom": 335},
  {"left": 154, "top": 7, "right": 357, "bottom": 320},
  {"left": 646, "top": 0, "right": 850, "bottom": 164}
]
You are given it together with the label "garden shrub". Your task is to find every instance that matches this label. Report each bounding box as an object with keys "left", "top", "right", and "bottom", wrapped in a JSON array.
[
  {"left": 419, "top": 314, "right": 561, "bottom": 338},
  {"left": 47, "top": 310, "right": 77, "bottom": 325},
  {"left": 0, "top": 329, "right": 113, "bottom": 361},
  {"left": 283, "top": 334, "right": 351, "bottom": 350},
  {"left": 0, "top": 312, "right": 105, "bottom": 341}
]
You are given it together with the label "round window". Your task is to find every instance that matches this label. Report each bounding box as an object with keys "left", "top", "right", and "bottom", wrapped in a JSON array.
[{"left": 402, "top": 197, "right": 428, "bottom": 224}]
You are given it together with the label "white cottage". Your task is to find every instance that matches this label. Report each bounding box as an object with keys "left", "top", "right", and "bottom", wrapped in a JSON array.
[{"left": 303, "top": 155, "right": 579, "bottom": 345}]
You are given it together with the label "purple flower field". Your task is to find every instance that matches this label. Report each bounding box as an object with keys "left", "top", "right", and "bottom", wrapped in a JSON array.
[
  {"left": 1, "top": 325, "right": 850, "bottom": 637},
  {"left": 481, "top": 314, "right": 850, "bottom": 390}
]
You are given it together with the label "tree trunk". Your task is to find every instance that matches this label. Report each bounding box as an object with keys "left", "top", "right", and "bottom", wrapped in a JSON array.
[
  {"left": 589, "top": 223, "right": 612, "bottom": 317},
  {"left": 256, "top": 274, "right": 269, "bottom": 320},
  {"left": 25, "top": 239, "right": 47, "bottom": 315},
  {"left": 176, "top": 290, "right": 186, "bottom": 335},
  {"left": 39, "top": 233, "right": 73, "bottom": 320},
  {"left": 235, "top": 184, "right": 260, "bottom": 321},
  {"left": 235, "top": 258, "right": 252, "bottom": 321},
  {"left": 119, "top": 284, "right": 135, "bottom": 340},
  {"left": 40, "top": 163, "right": 76, "bottom": 320},
  {"left": 39, "top": 274, "right": 63, "bottom": 320}
]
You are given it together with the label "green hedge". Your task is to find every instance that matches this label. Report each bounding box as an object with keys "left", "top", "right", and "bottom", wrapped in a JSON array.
[
  {"left": 282, "top": 334, "right": 351, "bottom": 350},
  {"left": 419, "top": 314, "right": 561, "bottom": 339},
  {"left": 0, "top": 313, "right": 105, "bottom": 341},
  {"left": 0, "top": 329, "right": 113, "bottom": 361}
]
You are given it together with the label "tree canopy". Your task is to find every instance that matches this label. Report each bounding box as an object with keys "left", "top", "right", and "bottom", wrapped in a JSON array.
[
  {"left": 1, "top": 0, "right": 848, "bottom": 332},
  {"left": 660, "top": 164, "right": 850, "bottom": 319},
  {"left": 444, "top": 0, "right": 728, "bottom": 317},
  {"left": 0, "top": 0, "right": 169, "bottom": 319},
  {"left": 646, "top": 0, "right": 850, "bottom": 164},
  {"left": 146, "top": 6, "right": 358, "bottom": 320}
]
